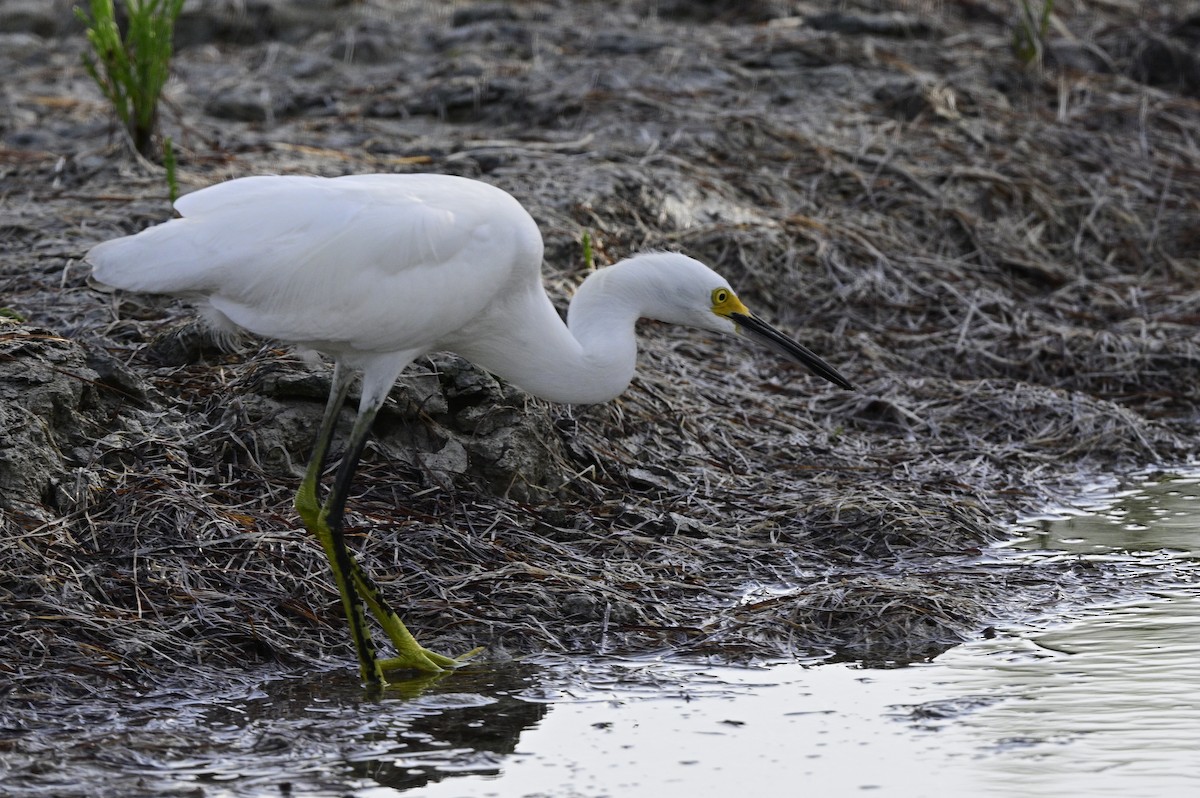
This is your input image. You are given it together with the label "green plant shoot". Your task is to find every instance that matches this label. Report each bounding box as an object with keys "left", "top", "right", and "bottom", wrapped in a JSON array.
[
  {"left": 1012, "top": 0, "right": 1054, "bottom": 68},
  {"left": 76, "top": 0, "right": 185, "bottom": 157},
  {"left": 581, "top": 230, "right": 595, "bottom": 271}
]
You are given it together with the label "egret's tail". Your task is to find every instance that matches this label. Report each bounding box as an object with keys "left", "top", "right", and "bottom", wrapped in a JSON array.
[{"left": 87, "top": 219, "right": 218, "bottom": 295}]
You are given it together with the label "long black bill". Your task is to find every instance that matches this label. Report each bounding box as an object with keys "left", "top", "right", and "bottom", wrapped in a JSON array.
[{"left": 730, "top": 312, "right": 855, "bottom": 391}]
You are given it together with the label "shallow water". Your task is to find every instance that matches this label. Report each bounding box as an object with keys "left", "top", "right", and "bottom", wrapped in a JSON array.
[
  {"left": 5, "top": 468, "right": 1198, "bottom": 797},
  {"left": 1012, "top": 469, "right": 1200, "bottom": 555}
]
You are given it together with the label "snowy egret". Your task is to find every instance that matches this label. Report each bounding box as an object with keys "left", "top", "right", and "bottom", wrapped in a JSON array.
[{"left": 87, "top": 173, "right": 854, "bottom": 687}]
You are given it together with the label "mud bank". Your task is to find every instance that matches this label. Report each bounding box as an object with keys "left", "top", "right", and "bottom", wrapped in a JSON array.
[{"left": 1, "top": 0, "right": 1198, "bottom": 694}]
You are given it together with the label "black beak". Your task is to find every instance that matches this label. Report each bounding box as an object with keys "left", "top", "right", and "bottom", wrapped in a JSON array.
[{"left": 730, "top": 312, "right": 855, "bottom": 391}]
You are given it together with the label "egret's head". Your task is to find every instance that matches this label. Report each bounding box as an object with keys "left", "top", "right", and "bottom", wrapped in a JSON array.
[
  {"left": 628, "top": 252, "right": 855, "bottom": 391},
  {"left": 622, "top": 253, "right": 739, "bottom": 332}
]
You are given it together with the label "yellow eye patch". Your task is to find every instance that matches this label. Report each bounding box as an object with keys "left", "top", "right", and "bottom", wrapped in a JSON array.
[{"left": 711, "top": 287, "right": 750, "bottom": 318}]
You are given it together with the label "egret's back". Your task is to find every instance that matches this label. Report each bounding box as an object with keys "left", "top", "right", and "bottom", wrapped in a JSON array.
[{"left": 87, "top": 175, "right": 547, "bottom": 354}]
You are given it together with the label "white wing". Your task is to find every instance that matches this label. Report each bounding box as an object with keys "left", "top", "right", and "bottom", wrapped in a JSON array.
[{"left": 88, "top": 174, "right": 546, "bottom": 353}]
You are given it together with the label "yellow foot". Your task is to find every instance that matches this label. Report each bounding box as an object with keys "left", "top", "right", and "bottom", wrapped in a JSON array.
[{"left": 378, "top": 645, "right": 485, "bottom": 676}]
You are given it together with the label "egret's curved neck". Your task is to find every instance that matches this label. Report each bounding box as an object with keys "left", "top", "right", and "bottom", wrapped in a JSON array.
[
  {"left": 560, "top": 261, "right": 647, "bottom": 401},
  {"left": 455, "top": 259, "right": 653, "bottom": 405}
]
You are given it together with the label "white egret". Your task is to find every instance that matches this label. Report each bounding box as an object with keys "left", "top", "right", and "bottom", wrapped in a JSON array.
[{"left": 87, "top": 173, "right": 854, "bottom": 687}]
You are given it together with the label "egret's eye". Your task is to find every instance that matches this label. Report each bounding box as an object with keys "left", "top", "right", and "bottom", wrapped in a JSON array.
[{"left": 711, "top": 288, "right": 748, "bottom": 319}]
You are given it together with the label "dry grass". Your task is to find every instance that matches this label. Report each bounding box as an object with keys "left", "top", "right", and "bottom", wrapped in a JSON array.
[{"left": 1, "top": 0, "right": 1198, "bottom": 694}]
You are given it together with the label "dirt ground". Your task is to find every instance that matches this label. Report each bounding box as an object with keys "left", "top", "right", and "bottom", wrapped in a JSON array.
[{"left": 1, "top": 0, "right": 1198, "bottom": 694}]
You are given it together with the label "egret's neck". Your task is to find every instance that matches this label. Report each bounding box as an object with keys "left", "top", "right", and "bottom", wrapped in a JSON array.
[
  {"left": 454, "top": 260, "right": 651, "bottom": 405},
  {"left": 560, "top": 262, "right": 646, "bottom": 401}
]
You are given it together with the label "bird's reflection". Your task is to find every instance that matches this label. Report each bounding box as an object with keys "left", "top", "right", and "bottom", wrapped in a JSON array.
[{"left": 209, "top": 663, "right": 549, "bottom": 793}]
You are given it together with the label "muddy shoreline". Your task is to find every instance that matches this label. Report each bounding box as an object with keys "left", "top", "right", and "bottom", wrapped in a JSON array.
[{"left": 2, "top": 0, "right": 1199, "bottom": 695}]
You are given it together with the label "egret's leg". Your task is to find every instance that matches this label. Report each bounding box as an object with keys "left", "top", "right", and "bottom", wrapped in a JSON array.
[
  {"left": 320, "top": 400, "right": 464, "bottom": 677},
  {"left": 291, "top": 363, "right": 386, "bottom": 684},
  {"left": 296, "top": 355, "right": 477, "bottom": 682},
  {"left": 295, "top": 362, "right": 354, "bottom": 529},
  {"left": 317, "top": 520, "right": 381, "bottom": 685}
]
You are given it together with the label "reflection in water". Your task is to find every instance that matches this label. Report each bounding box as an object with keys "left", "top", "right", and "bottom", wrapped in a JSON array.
[
  {"left": 914, "top": 466, "right": 1200, "bottom": 797},
  {"left": 390, "top": 586, "right": 1200, "bottom": 798},
  {"left": 1013, "top": 471, "right": 1200, "bottom": 555},
  {"left": 0, "top": 665, "right": 549, "bottom": 798},
  {"left": 201, "top": 665, "right": 549, "bottom": 794},
  {"left": 926, "top": 593, "right": 1200, "bottom": 797}
]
